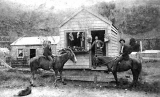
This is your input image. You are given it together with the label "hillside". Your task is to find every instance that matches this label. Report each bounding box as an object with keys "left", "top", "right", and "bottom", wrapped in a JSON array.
[{"left": 0, "top": 0, "right": 160, "bottom": 42}]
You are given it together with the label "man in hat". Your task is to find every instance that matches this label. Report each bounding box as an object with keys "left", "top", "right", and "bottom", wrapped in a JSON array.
[
  {"left": 89, "top": 36, "right": 104, "bottom": 67},
  {"left": 90, "top": 36, "right": 104, "bottom": 56},
  {"left": 43, "top": 41, "right": 53, "bottom": 69},
  {"left": 116, "top": 39, "right": 132, "bottom": 66}
]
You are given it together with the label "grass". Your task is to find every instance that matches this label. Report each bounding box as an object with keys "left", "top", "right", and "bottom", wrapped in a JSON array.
[
  {"left": 0, "top": 69, "right": 30, "bottom": 88},
  {"left": 132, "top": 81, "right": 160, "bottom": 93},
  {"left": 0, "top": 61, "right": 160, "bottom": 93}
]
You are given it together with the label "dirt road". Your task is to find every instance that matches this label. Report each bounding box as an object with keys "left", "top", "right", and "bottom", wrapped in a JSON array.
[
  {"left": 0, "top": 61, "right": 160, "bottom": 97},
  {"left": 0, "top": 86, "right": 159, "bottom": 97}
]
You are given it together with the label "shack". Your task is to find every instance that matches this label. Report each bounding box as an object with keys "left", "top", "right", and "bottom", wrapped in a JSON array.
[
  {"left": 58, "top": 8, "right": 120, "bottom": 70},
  {"left": 10, "top": 36, "right": 60, "bottom": 66}
]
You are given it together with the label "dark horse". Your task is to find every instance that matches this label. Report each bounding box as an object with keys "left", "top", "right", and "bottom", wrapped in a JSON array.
[
  {"left": 93, "top": 55, "right": 142, "bottom": 87},
  {"left": 29, "top": 48, "right": 77, "bottom": 86}
]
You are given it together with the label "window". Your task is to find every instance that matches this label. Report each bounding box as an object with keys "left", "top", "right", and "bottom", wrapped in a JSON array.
[
  {"left": 17, "top": 49, "right": 24, "bottom": 58},
  {"left": 66, "top": 31, "right": 86, "bottom": 52}
]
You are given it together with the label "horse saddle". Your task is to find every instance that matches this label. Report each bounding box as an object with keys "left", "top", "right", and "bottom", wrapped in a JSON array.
[{"left": 41, "top": 55, "right": 55, "bottom": 63}]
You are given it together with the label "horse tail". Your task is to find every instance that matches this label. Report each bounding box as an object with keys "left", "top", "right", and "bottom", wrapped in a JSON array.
[{"left": 138, "top": 61, "right": 143, "bottom": 81}]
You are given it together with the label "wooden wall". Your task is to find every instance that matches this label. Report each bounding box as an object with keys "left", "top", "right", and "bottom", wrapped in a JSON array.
[
  {"left": 108, "top": 26, "right": 119, "bottom": 57},
  {"left": 59, "top": 9, "right": 119, "bottom": 69},
  {"left": 58, "top": 10, "right": 111, "bottom": 49},
  {"left": 64, "top": 53, "right": 90, "bottom": 69}
]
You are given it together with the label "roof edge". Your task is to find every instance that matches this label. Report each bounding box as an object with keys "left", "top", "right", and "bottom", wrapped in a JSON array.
[
  {"left": 59, "top": 8, "right": 84, "bottom": 28},
  {"left": 59, "top": 8, "right": 112, "bottom": 28}
]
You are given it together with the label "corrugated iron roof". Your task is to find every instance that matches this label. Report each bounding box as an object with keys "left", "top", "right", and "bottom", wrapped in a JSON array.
[{"left": 11, "top": 36, "right": 60, "bottom": 46}]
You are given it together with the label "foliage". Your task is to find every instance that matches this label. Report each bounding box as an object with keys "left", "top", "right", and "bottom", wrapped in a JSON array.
[
  {"left": 141, "top": 39, "right": 160, "bottom": 50},
  {"left": 93, "top": 2, "right": 116, "bottom": 24},
  {"left": 0, "top": 1, "right": 60, "bottom": 38},
  {"left": 0, "top": 0, "right": 160, "bottom": 39},
  {"left": 124, "top": 5, "right": 160, "bottom": 34},
  {"left": 92, "top": 2, "right": 160, "bottom": 35}
]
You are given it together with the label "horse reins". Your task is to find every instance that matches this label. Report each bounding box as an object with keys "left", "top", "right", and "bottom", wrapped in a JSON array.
[{"left": 99, "top": 54, "right": 121, "bottom": 66}]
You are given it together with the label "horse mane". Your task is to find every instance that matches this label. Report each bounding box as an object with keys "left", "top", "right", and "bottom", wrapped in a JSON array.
[{"left": 59, "top": 52, "right": 68, "bottom": 58}]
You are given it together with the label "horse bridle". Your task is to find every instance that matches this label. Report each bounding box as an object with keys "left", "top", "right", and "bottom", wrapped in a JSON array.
[{"left": 59, "top": 48, "right": 73, "bottom": 58}]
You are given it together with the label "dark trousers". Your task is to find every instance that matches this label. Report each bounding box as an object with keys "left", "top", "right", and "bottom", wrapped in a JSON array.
[
  {"left": 116, "top": 54, "right": 129, "bottom": 65},
  {"left": 44, "top": 55, "right": 53, "bottom": 69},
  {"left": 116, "top": 56, "right": 123, "bottom": 63},
  {"left": 44, "top": 55, "right": 52, "bottom": 61}
]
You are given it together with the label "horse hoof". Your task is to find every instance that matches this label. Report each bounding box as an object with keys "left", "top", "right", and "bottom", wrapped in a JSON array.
[
  {"left": 128, "top": 86, "right": 133, "bottom": 90},
  {"left": 30, "top": 84, "right": 36, "bottom": 87},
  {"left": 63, "top": 82, "right": 67, "bottom": 85},
  {"left": 55, "top": 85, "right": 58, "bottom": 87},
  {"left": 54, "top": 83, "right": 58, "bottom": 87},
  {"left": 104, "top": 70, "right": 109, "bottom": 74},
  {"left": 114, "top": 83, "right": 119, "bottom": 87}
]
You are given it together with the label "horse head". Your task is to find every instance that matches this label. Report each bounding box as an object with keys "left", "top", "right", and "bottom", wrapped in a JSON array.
[
  {"left": 59, "top": 48, "right": 77, "bottom": 63},
  {"left": 65, "top": 48, "right": 77, "bottom": 63}
]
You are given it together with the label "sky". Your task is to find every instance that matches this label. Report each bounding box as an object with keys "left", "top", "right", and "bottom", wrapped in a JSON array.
[{"left": 7, "top": 0, "right": 115, "bottom": 11}]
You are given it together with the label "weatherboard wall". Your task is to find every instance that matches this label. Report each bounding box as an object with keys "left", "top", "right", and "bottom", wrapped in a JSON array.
[
  {"left": 58, "top": 9, "right": 120, "bottom": 69},
  {"left": 108, "top": 26, "right": 120, "bottom": 57}
]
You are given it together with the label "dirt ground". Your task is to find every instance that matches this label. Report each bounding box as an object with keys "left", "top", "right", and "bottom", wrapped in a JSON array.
[
  {"left": 0, "top": 61, "right": 160, "bottom": 97},
  {"left": 0, "top": 86, "right": 159, "bottom": 97}
]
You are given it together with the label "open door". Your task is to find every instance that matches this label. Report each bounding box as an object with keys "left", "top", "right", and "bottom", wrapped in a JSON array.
[
  {"left": 90, "top": 30, "right": 106, "bottom": 68},
  {"left": 30, "top": 49, "right": 36, "bottom": 58},
  {"left": 91, "top": 30, "right": 106, "bottom": 56}
]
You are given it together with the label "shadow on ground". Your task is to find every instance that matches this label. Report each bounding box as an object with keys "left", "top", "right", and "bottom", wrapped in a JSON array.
[{"left": 0, "top": 68, "right": 160, "bottom": 94}]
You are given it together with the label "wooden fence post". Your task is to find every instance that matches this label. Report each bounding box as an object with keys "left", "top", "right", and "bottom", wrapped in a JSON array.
[{"left": 94, "top": 74, "right": 97, "bottom": 84}]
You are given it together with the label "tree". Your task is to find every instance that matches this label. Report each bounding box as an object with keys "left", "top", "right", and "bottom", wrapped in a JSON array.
[
  {"left": 92, "top": 2, "right": 116, "bottom": 24},
  {"left": 124, "top": 5, "right": 159, "bottom": 34}
]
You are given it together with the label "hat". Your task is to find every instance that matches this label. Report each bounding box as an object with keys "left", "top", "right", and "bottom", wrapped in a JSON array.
[
  {"left": 48, "top": 41, "right": 51, "bottom": 43},
  {"left": 119, "top": 39, "right": 125, "bottom": 43}
]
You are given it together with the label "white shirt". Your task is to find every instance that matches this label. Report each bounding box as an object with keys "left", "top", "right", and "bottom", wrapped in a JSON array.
[{"left": 120, "top": 45, "right": 124, "bottom": 54}]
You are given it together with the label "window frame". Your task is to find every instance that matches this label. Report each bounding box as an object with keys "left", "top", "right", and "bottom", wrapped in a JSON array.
[
  {"left": 65, "top": 30, "right": 87, "bottom": 52},
  {"left": 17, "top": 48, "right": 24, "bottom": 58}
]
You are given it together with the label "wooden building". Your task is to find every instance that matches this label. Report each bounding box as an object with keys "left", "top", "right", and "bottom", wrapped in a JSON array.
[
  {"left": 10, "top": 36, "right": 60, "bottom": 61},
  {"left": 58, "top": 8, "right": 120, "bottom": 70}
]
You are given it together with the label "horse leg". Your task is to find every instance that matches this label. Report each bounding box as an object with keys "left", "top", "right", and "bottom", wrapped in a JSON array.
[
  {"left": 30, "top": 71, "right": 36, "bottom": 87},
  {"left": 112, "top": 71, "right": 119, "bottom": 86},
  {"left": 54, "top": 70, "right": 58, "bottom": 87},
  {"left": 130, "top": 69, "right": 139, "bottom": 88},
  {"left": 59, "top": 70, "right": 66, "bottom": 85}
]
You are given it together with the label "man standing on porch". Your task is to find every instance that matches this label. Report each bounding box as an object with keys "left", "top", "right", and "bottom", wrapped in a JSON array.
[{"left": 90, "top": 36, "right": 104, "bottom": 57}]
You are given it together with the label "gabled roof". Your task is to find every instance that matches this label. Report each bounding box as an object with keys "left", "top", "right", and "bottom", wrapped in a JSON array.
[
  {"left": 11, "top": 36, "right": 60, "bottom": 46},
  {"left": 59, "top": 8, "right": 112, "bottom": 28}
]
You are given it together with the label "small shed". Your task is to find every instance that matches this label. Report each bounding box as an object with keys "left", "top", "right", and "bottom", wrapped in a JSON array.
[
  {"left": 58, "top": 8, "right": 120, "bottom": 70},
  {"left": 10, "top": 36, "right": 60, "bottom": 61}
]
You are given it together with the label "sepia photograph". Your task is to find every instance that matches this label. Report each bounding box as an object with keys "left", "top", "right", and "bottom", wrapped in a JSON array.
[{"left": 0, "top": 0, "right": 160, "bottom": 97}]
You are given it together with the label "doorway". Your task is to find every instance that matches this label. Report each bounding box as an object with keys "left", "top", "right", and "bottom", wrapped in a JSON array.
[
  {"left": 90, "top": 30, "right": 106, "bottom": 67},
  {"left": 30, "top": 49, "right": 36, "bottom": 58},
  {"left": 91, "top": 30, "right": 106, "bottom": 56}
]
